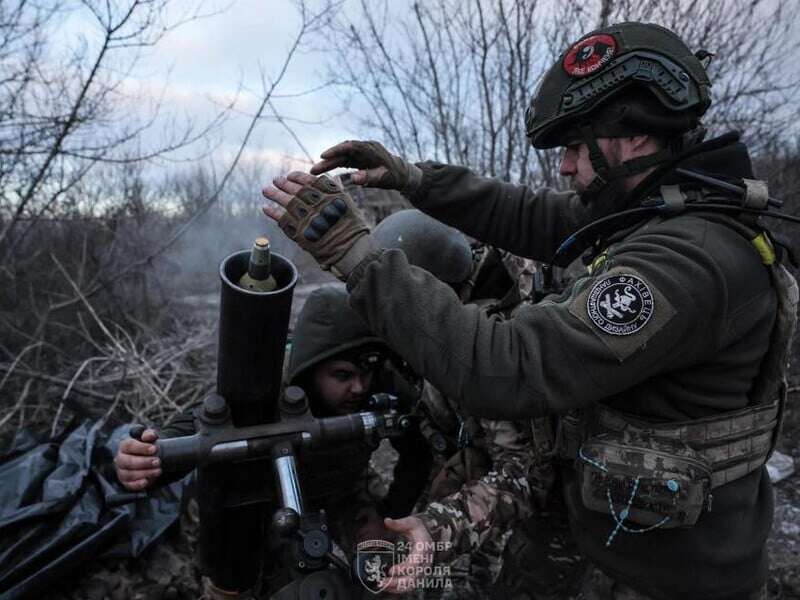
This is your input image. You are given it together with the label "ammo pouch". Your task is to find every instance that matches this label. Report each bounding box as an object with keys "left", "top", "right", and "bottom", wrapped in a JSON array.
[
  {"left": 578, "top": 431, "right": 711, "bottom": 529},
  {"left": 576, "top": 398, "right": 782, "bottom": 531}
]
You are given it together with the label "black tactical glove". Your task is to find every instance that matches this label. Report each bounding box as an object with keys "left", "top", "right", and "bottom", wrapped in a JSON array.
[
  {"left": 310, "top": 140, "right": 423, "bottom": 193},
  {"left": 277, "top": 174, "right": 379, "bottom": 279}
]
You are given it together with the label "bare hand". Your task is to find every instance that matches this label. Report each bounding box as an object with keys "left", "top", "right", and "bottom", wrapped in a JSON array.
[
  {"left": 382, "top": 516, "right": 434, "bottom": 594},
  {"left": 114, "top": 428, "right": 161, "bottom": 491}
]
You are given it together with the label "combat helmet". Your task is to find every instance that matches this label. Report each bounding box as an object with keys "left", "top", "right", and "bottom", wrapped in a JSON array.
[
  {"left": 373, "top": 209, "right": 473, "bottom": 285},
  {"left": 525, "top": 22, "right": 712, "bottom": 194}
]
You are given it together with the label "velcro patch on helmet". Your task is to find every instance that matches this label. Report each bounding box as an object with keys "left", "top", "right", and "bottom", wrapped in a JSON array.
[{"left": 563, "top": 34, "right": 617, "bottom": 77}]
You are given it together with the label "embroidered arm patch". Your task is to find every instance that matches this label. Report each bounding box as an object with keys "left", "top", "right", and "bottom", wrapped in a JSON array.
[{"left": 568, "top": 268, "right": 676, "bottom": 362}]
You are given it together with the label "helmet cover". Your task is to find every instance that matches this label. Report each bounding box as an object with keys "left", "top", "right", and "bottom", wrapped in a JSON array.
[{"left": 526, "top": 22, "right": 711, "bottom": 148}]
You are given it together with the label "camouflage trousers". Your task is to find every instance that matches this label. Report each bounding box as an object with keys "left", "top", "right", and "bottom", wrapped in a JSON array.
[
  {"left": 576, "top": 565, "right": 768, "bottom": 600},
  {"left": 492, "top": 497, "right": 585, "bottom": 600},
  {"left": 433, "top": 528, "right": 512, "bottom": 599}
]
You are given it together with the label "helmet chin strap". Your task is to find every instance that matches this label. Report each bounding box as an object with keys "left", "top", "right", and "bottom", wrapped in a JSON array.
[{"left": 578, "top": 124, "right": 674, "bottom": 197}]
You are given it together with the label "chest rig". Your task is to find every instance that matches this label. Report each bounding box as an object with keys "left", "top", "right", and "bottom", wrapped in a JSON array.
[{"left": 556, "top": 181, "right": 798, "bottom": 539}]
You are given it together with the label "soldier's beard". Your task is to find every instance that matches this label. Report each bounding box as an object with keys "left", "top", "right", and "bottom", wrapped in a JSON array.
[
  {"left": 573, "top": 142, "right": 633, "bottom": 226},
  {"left": 577, "top": 177, "right": 631, "bottom": 226}
]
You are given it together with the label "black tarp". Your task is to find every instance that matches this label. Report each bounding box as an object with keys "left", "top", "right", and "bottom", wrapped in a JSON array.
[{"left": 0, "top": 421, "right": 189, "bottom": 600}]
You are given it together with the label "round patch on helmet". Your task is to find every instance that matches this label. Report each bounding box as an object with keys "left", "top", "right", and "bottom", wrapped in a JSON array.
[
  {"left": 563, "top": 34, "right": 617, "bottom": 77},
  {"left": 586, "top": 274, "right": 653, "bottom": 336}
]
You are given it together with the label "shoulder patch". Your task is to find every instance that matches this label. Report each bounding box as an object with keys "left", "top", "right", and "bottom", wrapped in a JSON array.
[
  {"left": 569, "top": 269, "right": 676, "bottom": 362},
  {"left": 586, "top": 274, "right": 653, "bottom": 335}
]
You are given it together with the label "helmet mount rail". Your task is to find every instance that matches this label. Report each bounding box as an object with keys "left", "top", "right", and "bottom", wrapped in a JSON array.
[
  {"left": 527, "top": 50, "right": 700, "bottom": 143},
  {"left": 561, "top": 51, "right": 701, "bottom": 117}
]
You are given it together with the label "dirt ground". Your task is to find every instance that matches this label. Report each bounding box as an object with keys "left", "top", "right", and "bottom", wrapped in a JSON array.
[{"left": 44, "top": 397, "right": 800, "bottom": 600}]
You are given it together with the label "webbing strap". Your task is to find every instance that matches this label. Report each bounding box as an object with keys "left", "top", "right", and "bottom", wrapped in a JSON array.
[
  {"left": 579, "top": 124, "right": 611, "bottom": 195},
  {"left": 742, "top": 179, "right": 769, "bottom": 210},
  {"left": 704, "top": 429, "right": 773, "bottom": 472},
  {"left": 660, "top": 185, "right": 686, "bottom": 213},
  {"left": 602, "top": 148, "right": 673, "bottom": 180},
  {"left": 556, "top": 412, "right": 585, "bottom": 461},
  {"left": 596, "top": 402, "right": 780, "bottom": 446},
  {"left": 711, "top": 455, "right": 773, "bottom": 488},
  {"left": 578, "top": 124, "right": 673, "bottom": 195}
]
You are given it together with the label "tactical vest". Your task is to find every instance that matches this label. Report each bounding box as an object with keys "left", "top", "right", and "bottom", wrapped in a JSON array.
[{"left": 558, "top": 193, "right": 798, "bottom": 532}]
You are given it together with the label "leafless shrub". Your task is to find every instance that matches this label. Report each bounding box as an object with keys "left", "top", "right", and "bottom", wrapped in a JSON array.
[
  {"left": 0, "top": 195, "right": 218, "bottom": 439},
  {"left": 0, "top": 0, "right": 342, "bottom": 442},
  {"left": 0, "top": 0, "right": 228, "bottom": 259}
]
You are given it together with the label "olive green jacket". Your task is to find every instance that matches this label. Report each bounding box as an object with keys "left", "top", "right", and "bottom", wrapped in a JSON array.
[{"left": 345, "top": 155, "right": 780, "bottom": 599}]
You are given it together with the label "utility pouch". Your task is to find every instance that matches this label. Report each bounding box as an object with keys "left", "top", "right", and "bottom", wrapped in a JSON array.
[{"left": 578, "top": 432, "right": 712, "bottom": 530}]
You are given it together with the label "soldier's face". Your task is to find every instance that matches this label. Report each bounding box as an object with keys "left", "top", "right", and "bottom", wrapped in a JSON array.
[
  {"left": 559, "top": 138, "right": 622, "bottom": 194},
  {"left": 311, "top": 359, "right": 374, "bottom": 415}
]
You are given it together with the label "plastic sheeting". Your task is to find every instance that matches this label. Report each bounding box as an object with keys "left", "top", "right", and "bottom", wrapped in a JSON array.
[{"left": 0, "top": 421, "right": 189, "bottom": 600}]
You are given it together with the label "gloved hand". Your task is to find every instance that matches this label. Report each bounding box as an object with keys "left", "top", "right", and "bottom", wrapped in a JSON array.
[
  {"left": 262, "top": 171, "right": 379, "bottom": 279},
  {"left": 310, "top": 140, "right": 423, "bottom": 193}
]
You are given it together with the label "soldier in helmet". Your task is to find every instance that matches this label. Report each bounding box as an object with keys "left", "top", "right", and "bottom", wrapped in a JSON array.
[
  {"left": 262, "top": 21, "right": 796, "bottom": 600},
  {"left": 373, "top": 209, "right": 574, "bottom": 598}
]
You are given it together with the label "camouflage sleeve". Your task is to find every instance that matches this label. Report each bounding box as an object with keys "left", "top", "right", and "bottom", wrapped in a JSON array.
[{"left": 416, "top": 418, "right": 556, "bottom": 564}]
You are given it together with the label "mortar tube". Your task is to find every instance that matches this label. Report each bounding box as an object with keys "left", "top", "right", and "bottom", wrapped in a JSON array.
[{"left": 198, "top": 249, "right": 298, "bottom": 594}]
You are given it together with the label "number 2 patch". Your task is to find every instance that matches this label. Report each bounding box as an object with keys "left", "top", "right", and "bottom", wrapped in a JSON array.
[{"left": 586, "top": 274, "right": 653, "bottom": 335}]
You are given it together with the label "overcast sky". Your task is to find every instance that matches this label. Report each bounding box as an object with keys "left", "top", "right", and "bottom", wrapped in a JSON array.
[
  {"left": 147, "top": 0, "right": 353, "bottom": 165},
  {"left": 63, "top": 0, "right": 359, "bottom": 178}
]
